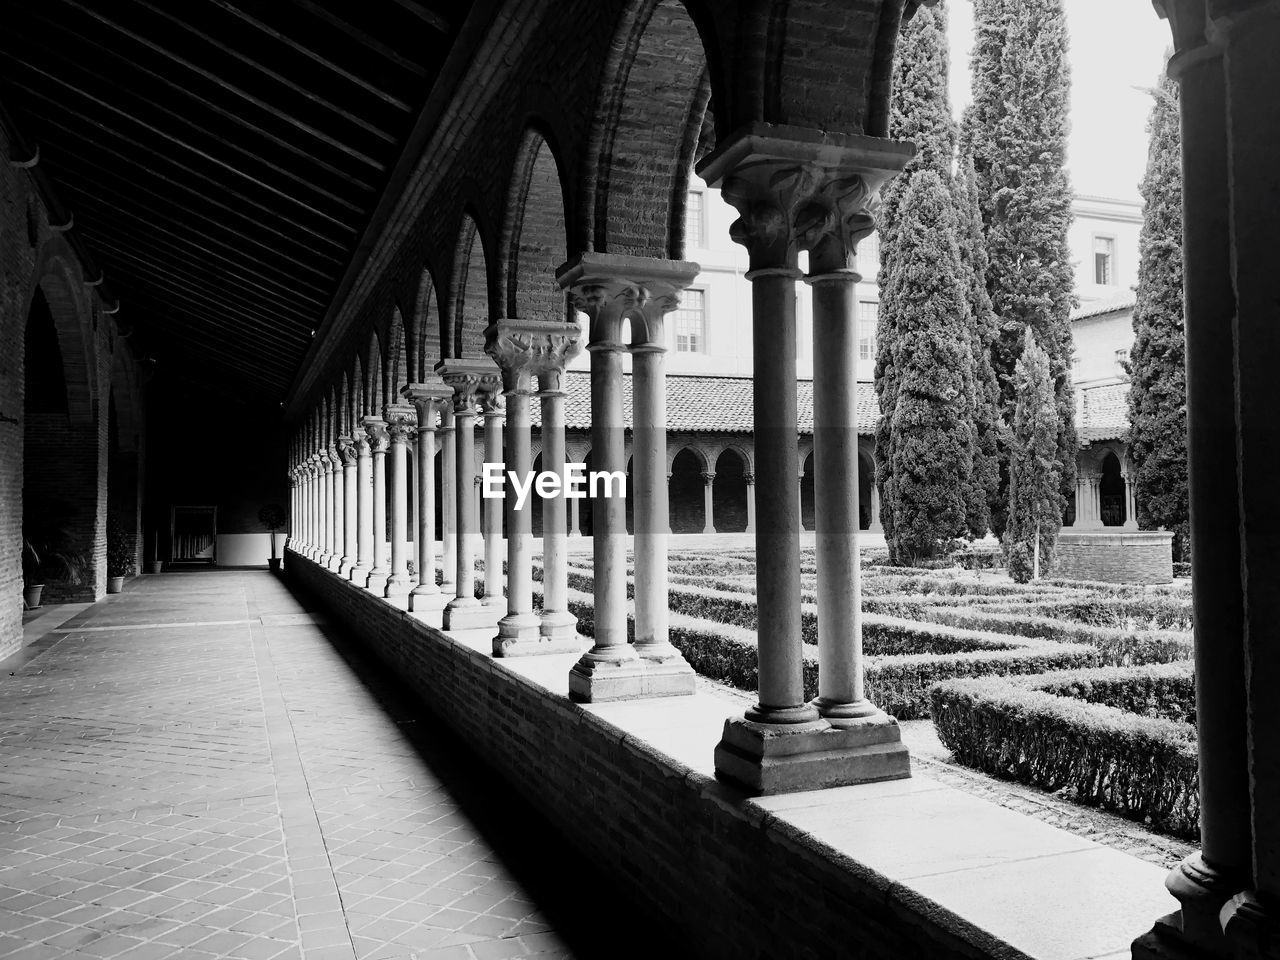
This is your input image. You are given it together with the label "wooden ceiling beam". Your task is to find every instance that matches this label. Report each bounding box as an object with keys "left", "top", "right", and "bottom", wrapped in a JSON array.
[
  {"left": 51, "top": 0, "right": 389, "bottom": 168},
  {"left": 130, "top": 301, "right": 304, "bottom": 372},
  {"left": 205, "top": 0, "right": 412, "bottom": 109},
  {"left": 387, "top": 0, "right": 451, "bottom": 33},
  {"left": 34, "top": 115, "right": 355, "bottom": 249},
  {"left": 118, "top": 285, "right": 312, "bottom": 356},
  {"left": 141, "top": 324, "right": 295, "bottom": 386},
  {"left": 283, "top": 0, "right": 428, "bottom": 78},
  {"left": 125, "top": 0, "right": 402, "bottom": 144}
]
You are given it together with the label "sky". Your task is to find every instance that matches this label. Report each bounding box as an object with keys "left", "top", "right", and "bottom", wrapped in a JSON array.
[{"left": 946, "top": 0, "right": 1173, "bottom": 203}]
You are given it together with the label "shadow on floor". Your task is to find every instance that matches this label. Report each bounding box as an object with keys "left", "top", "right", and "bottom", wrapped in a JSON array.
[{"left": 284, "top": 576, "right": 694, "bottom": 960}]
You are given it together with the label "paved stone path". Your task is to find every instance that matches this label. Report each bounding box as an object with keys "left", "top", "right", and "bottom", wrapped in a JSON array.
[{"left": 1, "top": 572, "right": 673, "bottom": 960}]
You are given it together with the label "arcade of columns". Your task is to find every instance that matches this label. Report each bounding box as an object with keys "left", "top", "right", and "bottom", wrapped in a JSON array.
[{"left": 286, "top": 126, "right": 913, "bottom": 793}]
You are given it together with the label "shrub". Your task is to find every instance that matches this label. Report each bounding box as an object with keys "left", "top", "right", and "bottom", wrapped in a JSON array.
[
  {"left": 930, "top": 663, "right": 1198, "bottom": 837},
  {"left": 107, "top": 517, "right": 135, "bottom": 578}
]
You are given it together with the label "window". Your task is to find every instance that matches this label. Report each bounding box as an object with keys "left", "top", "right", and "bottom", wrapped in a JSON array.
[
  {"left": 857, "top": 300, "right": 878, "bottom": 361},
  {"left": 675, "top": 288, "right": 706, "bottom": 353},
  {"left": 1093, "top": 235, "right": 1115, "bottom": 286},
  {"left": 686, "top": 191, "right": 705, "bottom": 248},
  {"left": 1115, "top": 348, "right": 1129, "bottom": 367}
]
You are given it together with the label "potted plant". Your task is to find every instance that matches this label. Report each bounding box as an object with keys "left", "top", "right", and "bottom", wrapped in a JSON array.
[
  {"left": 259, "top": 503, "right": 286, "bottom": 572},
  {"left": 147, "top": 527, "right": 162, "bottom": 574},
  {"left": 106, "top": 517, "right": 134, "bottom": 593},
  {"left": 22, "top": 501, "right": 88, "bottom": 608}
]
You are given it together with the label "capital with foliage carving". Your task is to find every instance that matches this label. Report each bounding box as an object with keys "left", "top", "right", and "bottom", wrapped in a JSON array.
[
  {"left": 435, "top": 359, "right": 501, "bottom": 418},
  {"left": 362, "top": 415, "right": 390, "bottom": 453},
  {"left": 696, "top": 122, "right": 913, "bottom": 274},
  {"left": 484, "top": 319, "right": 583, "bottom": 395},
  {"left": 401, "top": 380, "right": 452, "bottom": 434},
  {"left": 383, "top": 403, "right": 417, "bottom": 444},
  {"left": 556, "top": 253, "right": 699, "bottom": 348},
  {"left": 335, "top": 436, "right": 358, "bottom": 466}
]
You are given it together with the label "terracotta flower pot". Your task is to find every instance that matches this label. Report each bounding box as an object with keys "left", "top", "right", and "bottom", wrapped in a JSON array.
[
  {"left": 148, "top": 561, "right": 163, "bottom": 574},
  {"left": 107, "top": 576, "right": 125, "bottom": 594},
  {"left": 23, "top": 584, "right": 43, "bottom": 609}
]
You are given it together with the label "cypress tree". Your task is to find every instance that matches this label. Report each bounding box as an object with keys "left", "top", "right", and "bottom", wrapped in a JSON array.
[
  {"left": 963, "top": 0, "right": 1078, "bottom": 539},
  {"left": 874, "top": 0, "right": 959, "bottom": 554},
  {"left": 1127, "top": 72, "right": 1187, "bottom": 561},
  {"left": 881, "top": 171, "right": 973, "bottom": 564},
  {"left": 1005, "top": 328, "right": 1061, "bottom": 582},
  {"left": 955, "top": 153, "right": 1003, "bottom": 538}
]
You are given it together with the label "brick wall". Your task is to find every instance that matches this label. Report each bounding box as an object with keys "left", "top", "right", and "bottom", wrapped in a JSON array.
[
  {"left": 1056, "top": 531, "right": 1174, "bottom": 584},
  {"left": 288, "top": 548, "right": 1009, "bottom": 960}
]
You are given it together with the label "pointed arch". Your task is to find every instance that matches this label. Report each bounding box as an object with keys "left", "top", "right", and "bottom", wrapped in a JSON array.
[
  {"left": 365, "top": 331, "right": 384, "bottom": 418},
  {"left": 414, "top": 266, "right": 445, "bottom": 378},
  {"left": 450, "top": 212, "right": 496, "bottom": 360},
  {"left": 502, "top": 126, "right": 571, "bottom": 320},
  {"left": 389, "top": 306, "right": 411, "bottom": 399},
  {"left": 584, "top": 0, "right": 718, "bottom": 260},
  {"left": 349, "top": 354, "right": 364, "bottom": 430}
]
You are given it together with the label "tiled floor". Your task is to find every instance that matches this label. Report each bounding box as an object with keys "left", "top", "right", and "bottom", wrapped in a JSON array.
[{"left": 1, "top": 572, "right": 675, "bottom": 960}]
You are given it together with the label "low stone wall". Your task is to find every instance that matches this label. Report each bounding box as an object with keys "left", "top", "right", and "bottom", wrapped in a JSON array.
[
  {"left": 1055, "top": 530, "right": 1174, "bottom": 584},
  {"left": 285, "top": 549, "right": 1005, "bottom": 960}
]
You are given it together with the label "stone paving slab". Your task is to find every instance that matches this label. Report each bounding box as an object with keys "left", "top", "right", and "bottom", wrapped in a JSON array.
[{"left": 0, "top": 572, "right": 665, "bottom": 960}]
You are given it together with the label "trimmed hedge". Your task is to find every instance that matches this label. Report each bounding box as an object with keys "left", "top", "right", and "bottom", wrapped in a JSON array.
[
  {"left": 1029, "top": 597, "right": 1193, "bottom": 632},
  {"left": 560, "top": 586, "right": 1099, "bottom": 720},
  {"left": 914, "top": 606, "right": 1192, "bottom": 665},
  {"left": 930, "top": 663, "right": 1198, "bottom": 837}
]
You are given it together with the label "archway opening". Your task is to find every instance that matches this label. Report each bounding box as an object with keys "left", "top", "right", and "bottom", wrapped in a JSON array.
[
  {"left": 857, "top": 451, "right": 874, "bottom": 531},
  {"left": 1100, "top": 452, "right": 1126, "bottom": 527},
  {"left": 801, "top": 451, "right": 816, "bottom": 532},
  {"left": 713, "top": 449, "right": 748, "bottom": 533},
  {"left": 669, "top": 448, "right": 704, "bottom": 534}
]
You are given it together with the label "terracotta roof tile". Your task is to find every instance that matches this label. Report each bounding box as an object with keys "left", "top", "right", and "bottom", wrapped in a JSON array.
[{"left": 1080, "top": 381, "right": 1130, "bottom": 442}]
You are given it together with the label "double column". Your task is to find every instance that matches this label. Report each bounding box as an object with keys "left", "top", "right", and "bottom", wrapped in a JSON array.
[
  {"left": 336, "top": 437, "right": 357, "bottom": 577},
  {"left": 556, "top": 253, "right": 699, "bottom": 701},
  {"left": 403, "top": 380, "right": 453, "bottom": 613},
  {"left": 382, "top": 404, "right": 416, "bottom": 601},
  {"left": 436, "top": 359, "right": 503, "bottom": 631},
  {"left": 1135, "top": 5, "right": 1272, "bottom": 957},
  {"left": 325, "top": 444, "right": 342, "bottom": 571},
  {"left": 1074, "top": 472, "right": 1103, "bottom": 529},
  {"left": 698, "top": 122, "right": 911, "bottom": 793},
  {"left": 362, "top": 416, "right": 390, "bottom": 593},
  {"left": 485, "top": 320, "right": 583, "bottom": 657}
]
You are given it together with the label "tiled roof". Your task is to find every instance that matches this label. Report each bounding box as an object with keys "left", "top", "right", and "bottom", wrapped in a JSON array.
[
  {"left": 539, "top": 371, "right": 1131, "bottom": 443},
  {"left": 532, "top": 372, "right": 879, "bottom": 435},
  {"left": 1080, "top": 381, "right": 1130, "bottom": 442},
  {"left": 1071, "top": 290, "right": 1137, "bottom": 321}
]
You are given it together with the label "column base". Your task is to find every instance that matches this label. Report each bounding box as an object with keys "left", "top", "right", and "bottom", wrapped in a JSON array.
[
  {"left": 326, "top": 554, "right": 343, "bottom": 572},
  {"left": 319, "top": 552, "right": 335, "bottom": 568},
  {"left": 443, "top": 598, "right": 502, "bottom": 631},
  {"left": 349, "top": 564, "right": 371, "bottom": 584},
  {"left": 633, "top": 643, "right": 696, "bottom": 694},
  {"left": 539, "top": 609, "right": 579, "bottom": 643},
  {"left": 568, "top": 649, "right": 694, "bottom": 702},
  {"left": 1132, "top": 912, "right": 1241, "bottom": 960},
  {"left": 495, "top": 611, "right": 581, "bottom": 657},
  {"left": 365, "top": 570, "right": 389, "bottom": 594},
  {"left": 338, "top": 558, "right": 353, "bottom": 579},
  {"left": 713, "top": 712, "right": 911, "bottom": 796},
  {"left": 408, "top": 588, "right": 450, "bottom": 613},
  {"left": 385, "top": 574, "right": 413, "bottom": 599},
  {"left": 1144, "top": 853, "right": 1249, "bottom": 958}
]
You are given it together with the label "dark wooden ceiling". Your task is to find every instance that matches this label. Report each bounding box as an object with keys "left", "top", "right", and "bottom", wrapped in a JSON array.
[{"left": 0, "top": 0, "right": 464, "bottom": 402}]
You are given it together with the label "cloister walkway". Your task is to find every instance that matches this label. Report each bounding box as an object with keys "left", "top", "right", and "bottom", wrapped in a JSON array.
[{"left": 0, "top": 572, "right": 674, "bottom": 960}]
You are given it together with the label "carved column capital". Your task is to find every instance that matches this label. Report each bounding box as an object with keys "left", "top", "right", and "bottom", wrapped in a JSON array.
[
  {"left": 695, "top": 122, "right": 912, "bottom": 274},
  {"left": 401, "top": 380, "right": 453, "bottom": 431},
  {"left": 744, "top": 473, "right": 756, "bottom": 485},
  {"left": 701, "top": 472, "right": 716, "bottom": 485},
  {"left": 435, "top": 358, "right": 501, "bottom": 417},
  {"left": 362, "top": 415, "right": 390, "bottom": 453},
  {"left": 335, "top": 436, "right": 358, "bottom": 466},
  {"left": 556, "top": 253, "right": 699, "bottom": 347},
  {"left": 384, "top": 403, "right": 417, "bottom": 444},
  {"left": 484, "top": 319, "right": 583, "bottom": 395}
]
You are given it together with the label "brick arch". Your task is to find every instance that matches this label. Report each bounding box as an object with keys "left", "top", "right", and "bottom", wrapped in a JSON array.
[
  {"left": 584, "top": 0, "right": 717, "bottom": 260},
  {"left": 388, "top": 306, "right": 411, "bottom": 401},
  {"left": 758, "top": 0, "right": 918, "bottom": 136},
  {"left": 450, "top": 212, "right": 497, "bottom": 359},
  {"left": 27, "top": 252, "right": 95, "bottom": 424},
  {"left": 346, "top": 357, "right": 362, "bottom": 435},
  {"left": 666, "top": 442, "right": 710, "bottom": 474},
  {"left": 709, "top": 441, "right": 753, "bottom": 474},
  {"left": 414, "top": 266, "right": 444, "bottom": 379},
  {"left": 331, "top": 376, "right": 346, "bottom": 442},
  {"left": 364, "top": 331, "right": 384, "bottom": 417},
  {"left": 502, "top": 126, "right": 570, "bottom": 320}
]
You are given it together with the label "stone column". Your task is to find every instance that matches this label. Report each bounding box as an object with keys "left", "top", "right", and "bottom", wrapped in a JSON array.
[
  {"left": 351, "top": 431, "right": 373, "bottom": 583},
  {"left": 538, "top": 368, "right": 580, "bottom": 645},
  {"left": 486, "top": 320, "right": 583, "bottom": 656},
  {"left": 363, "top": 417, "right": 390, "bottom": 593},
  {"left": 479, "top": 388, "right": 506, "bottom": 612},
  {"left": 383, "top": 404, "right": 416, "bottom": 600},
  {"left": 403, "top": 382, "right": 452, "bottom": 613},
  {"left": 1122, "top": 471, "right": 1139, "bottom": 530},
  {"left": 322, "top": 449, "right": 338, "bottom": 568},
  {"left": 1076, "top": 472, "right": 1103, "bottom": 529},
  {"left": 336, "top": 437, "right": 357, "bottom": 577},
  {"left": 557, "top": 253, "right": 699, "bottom": 700},
  {"left": 309, "top": 454, "right": 324, "bottom": 559},
  {"left": 439, "top": 405, "right": 457, "bottom": 594},
  {"left": 1133, "top": 12, "right": 1251, "bottom": 958},
  {"left": 569, "top": 486, "right": 582, "bottom": 537},
  {"left": 328, "top": 444, "right": 344, "bottom": 572},
  {"left": 805, "top": 180, "right": 908, "bottom": 774},
  {"left": 744, "top": 473, "right": 756, "bottom": 533},
  {"left": 868, "top": 473, "right": 883, "bottom": 533},
  {"left": 701, "top": 473, "right": 716, "bottom": 534},
  {"left": 699, "top": 121, "right": 911, "bottom": 793},
  {"left": 437, "top": 359, "right": 502, "bottom": 631}
]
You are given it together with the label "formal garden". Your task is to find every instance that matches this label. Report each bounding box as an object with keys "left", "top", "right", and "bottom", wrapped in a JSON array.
[{"left": 531, "top": 548, "right": 1197, "bottom": 843}]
